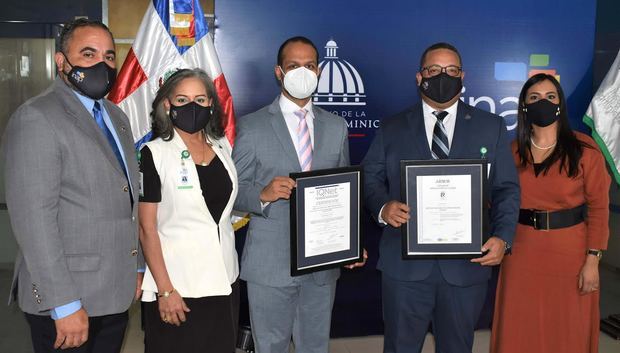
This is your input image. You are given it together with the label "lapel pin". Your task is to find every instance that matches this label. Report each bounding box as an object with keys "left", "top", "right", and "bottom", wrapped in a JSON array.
[{"left": 480, "top": 146, "right": 488, "bottom": 159}]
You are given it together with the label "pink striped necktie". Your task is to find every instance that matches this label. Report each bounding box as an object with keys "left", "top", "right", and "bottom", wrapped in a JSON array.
[{"left": 295, "top": 109, "right": 312, "bottom": 171}]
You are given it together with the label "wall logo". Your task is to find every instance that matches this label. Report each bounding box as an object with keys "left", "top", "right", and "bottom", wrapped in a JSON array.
[
  {"left": 313, "top": 40, "right": 366, "bottom": 106},
  {"left": 314, "top": 39, "right": 377, "bottom": 138},
  {"left": 461, "top": 53, "right": 561, "bottom": 131},
  {"left": 494, "top": 54, "right": 560, "bottom": 82}
]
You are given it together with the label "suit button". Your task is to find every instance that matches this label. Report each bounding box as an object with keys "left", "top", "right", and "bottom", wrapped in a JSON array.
[
  {"left": 36, "top": 299, "right": 41, "bottom": 304},
  {"left": 33, "top": 289, "right": 37, "bottom": 293},
  {"left": 132, "top": 216, "right": 136, "bottom": 222},
  {"left": 131, "top": 249, "right": 138, "bottom": 256},
  {"left": 122, "top": 185, "right": 129, "bottom": 192}
]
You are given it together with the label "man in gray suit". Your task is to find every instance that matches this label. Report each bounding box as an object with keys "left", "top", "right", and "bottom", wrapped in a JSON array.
[
  {"left": 233, "top": 36, "right": 364, "bottom": 353},
  {"left": 2, "top": 19, "right": 140, "bottom": 352}
]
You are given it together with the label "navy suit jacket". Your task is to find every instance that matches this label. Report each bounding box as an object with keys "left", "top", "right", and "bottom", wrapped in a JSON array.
[{"left": 362, "top": 100, "right": 520, "bottom": 286}]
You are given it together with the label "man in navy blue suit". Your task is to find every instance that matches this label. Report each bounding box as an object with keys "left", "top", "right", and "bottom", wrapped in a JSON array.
[{"left": 362, "top": 42, "right": 520, "bottom": 353}]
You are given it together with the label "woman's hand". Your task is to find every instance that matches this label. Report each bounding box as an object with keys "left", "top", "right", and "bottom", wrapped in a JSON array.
[
  {"left": 158, "top": 291, "right": 191, "bottom": 326},
  {"left": 578, "top": 257, "right": 600, "bottom": 295}
]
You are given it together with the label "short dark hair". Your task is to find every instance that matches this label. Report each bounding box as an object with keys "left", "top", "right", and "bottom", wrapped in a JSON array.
[
  {"left": 277, "top": 36, "right": 319, "bottom": 67},
  {"left": 59, "top": 18, "right": 114, "bottom": 53},
  {"left": 419, "top": 42, "right": 462, "bottom": 70},
  {"left": 150, "top": 68, "right": 225, "bottom": 141}
]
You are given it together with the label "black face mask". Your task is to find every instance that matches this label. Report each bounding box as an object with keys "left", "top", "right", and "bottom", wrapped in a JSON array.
[
  {"left": 62, "top": 54, "right": 117, "bottom": 100},
  {"left": 170, "top": 102, "right": 212, "bottom": 134},
  {"left": 419, "top": 72, "right": 462, "bottom": 104},
  {"left": 524, "top": 99, "right": 561, "bottom": 127}
]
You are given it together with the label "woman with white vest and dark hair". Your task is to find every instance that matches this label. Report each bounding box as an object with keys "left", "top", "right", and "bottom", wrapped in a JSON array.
[{"left": 138, "top": 68, "right": 239, "bottom": 353}]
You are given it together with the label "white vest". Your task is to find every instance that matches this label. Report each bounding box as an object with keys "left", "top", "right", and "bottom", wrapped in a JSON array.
[{"left": 141, "top": 133, "right": 239, "bottom": 301}]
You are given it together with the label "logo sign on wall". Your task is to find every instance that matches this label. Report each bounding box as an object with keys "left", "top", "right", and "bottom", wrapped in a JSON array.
[
  {"left": 215, "top": 0, "right": 595, "bottom": 165},
  {"left": 313, "top": 39, "right": 377, "bottom": 143}
]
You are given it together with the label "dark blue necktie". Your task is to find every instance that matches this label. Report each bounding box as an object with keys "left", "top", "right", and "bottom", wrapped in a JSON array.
[
  {"left": 431, "top": 110, "right": 450, "bottom": 159},
  {"left": 93, "top": 101, "right": 127, "bottom": 178}
]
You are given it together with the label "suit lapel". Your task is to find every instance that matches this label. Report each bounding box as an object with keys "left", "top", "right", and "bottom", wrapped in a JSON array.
[
  {"left": 104, "top": 100, "right": 138, "bottom": 199},
  {"left": 311, "top": 106, "right": 327, "bottom": 167},
  {"left": 406, "top": 104, "right": 432, "bottom": 158},
  {"left": 269, "top": 97, "right": 302, "bottom": 172},
  {"left": 449, "top": 101, "right": 472, "bottom": 159},
  {"left": 54, "top": 79, "right": 125, "bottom": 177}
]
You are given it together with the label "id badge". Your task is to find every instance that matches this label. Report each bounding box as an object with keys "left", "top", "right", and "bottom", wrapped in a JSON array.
[{"left": 178, "top": 166, "right": 193, "bottom": 189}]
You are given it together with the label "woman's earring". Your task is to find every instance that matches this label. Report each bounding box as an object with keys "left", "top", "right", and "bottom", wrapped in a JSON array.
[{"left": 556, "top": 106, "right": 560, "bottom": 116}]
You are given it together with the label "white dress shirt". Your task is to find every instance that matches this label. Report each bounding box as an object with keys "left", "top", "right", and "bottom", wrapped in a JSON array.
[
  {"left": 279, "top": 94, "right": 315, "bottom": 149},
  {"left": 421, "top": 99, "right": 459, "bottom": 150}
]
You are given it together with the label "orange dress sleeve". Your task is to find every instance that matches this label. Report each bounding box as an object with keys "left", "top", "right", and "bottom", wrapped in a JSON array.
[{"left": 579, "top": 133, "right": 611, "bottom": 250}]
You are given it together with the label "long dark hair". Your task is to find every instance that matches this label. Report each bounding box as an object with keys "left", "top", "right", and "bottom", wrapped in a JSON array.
[
  {"left": 516, "top": 73, "right": 589, "bottom": 177},
  {"left": 150, "top": 68, "right": 225, "bottom": 141}
]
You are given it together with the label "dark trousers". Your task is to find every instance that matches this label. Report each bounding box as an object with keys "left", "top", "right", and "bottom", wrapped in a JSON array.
[
  {"left": 382, "top": 262, "right": 488, "bottom": 353},
  {"left": 25, "top": 311, "right": 129, "bottom": 353}
]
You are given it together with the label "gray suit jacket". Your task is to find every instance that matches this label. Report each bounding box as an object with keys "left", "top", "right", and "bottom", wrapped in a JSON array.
[
  {"left": 233, "top": 97, "right": 350, "bottom": 287},
  {"left": 2, "top": 77, "right": 140, "bottom": 317}
]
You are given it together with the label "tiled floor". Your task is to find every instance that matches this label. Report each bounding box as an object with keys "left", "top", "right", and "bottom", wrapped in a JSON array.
[{"left": 2, "top": 265, "right": 619, "bottom": 353}]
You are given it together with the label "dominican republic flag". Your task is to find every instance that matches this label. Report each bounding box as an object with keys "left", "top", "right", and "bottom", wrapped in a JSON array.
[
  {"left": 108, "top": 0, "right": 235, "bottom": 147},
  {"left": 583, "top": 49, "right": 620, "bottom": 185}
]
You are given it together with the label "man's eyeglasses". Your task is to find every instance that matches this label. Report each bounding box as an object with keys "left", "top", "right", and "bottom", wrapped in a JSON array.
[{"left": 420, "top": 65, "right": 462, "bottom": 77}]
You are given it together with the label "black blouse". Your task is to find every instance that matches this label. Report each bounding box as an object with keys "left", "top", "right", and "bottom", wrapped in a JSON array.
[{"left": 139, "top": 146, "right": 233, "bottom": 223}]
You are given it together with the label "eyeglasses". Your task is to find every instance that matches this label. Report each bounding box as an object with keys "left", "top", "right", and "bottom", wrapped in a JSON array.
[{"left": 420, "top": 65, "right": 462, "bottom": 77}]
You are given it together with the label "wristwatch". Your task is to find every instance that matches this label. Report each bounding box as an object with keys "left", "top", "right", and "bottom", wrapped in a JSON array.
[
  {"left": 504, "top": 241, "right": 512, "bottom": 255},
  {"left": 587, "top": 249, "right": 603, "bottom": 259}
]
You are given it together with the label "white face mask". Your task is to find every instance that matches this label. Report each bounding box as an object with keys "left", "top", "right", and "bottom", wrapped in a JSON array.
[{"left": 279, "top": 66, "right": 318, "bottom": 99}]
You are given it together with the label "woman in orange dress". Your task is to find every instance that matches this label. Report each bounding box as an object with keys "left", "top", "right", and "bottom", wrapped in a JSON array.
[{"left": 490, "top": 73, "right": 610, "bottom": 353}]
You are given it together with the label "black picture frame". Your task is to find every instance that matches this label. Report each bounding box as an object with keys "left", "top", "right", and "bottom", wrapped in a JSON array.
[
  {"left": 400, "top": 159, "right": 489, "bottom": 259},
  {"left": 289, "top": 166, "right": 363, "bottom": 276}
]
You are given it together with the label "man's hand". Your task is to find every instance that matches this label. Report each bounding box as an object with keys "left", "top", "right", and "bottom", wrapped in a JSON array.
[
  {"left": 380, "top": 201, "right": 410, "bottom": 228},
  {"left": 54, "top": 308, "right": 89, "bottom": 349},
  {"left": 345, "top": 249, "right": 368, "bottom": 269},
  {"left": 470, "top": 236, "right": 506, "bottom": 266},
  {"left": 260, "top": 176, "right": 296, "bottom": 202},
  {"left": 135, "top": 272, "right": 144, "bottom": 300}
]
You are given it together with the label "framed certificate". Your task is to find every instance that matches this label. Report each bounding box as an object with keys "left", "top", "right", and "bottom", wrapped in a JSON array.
[
  {"left": 289, "top": 166, "right": 363, "bottom": 276},
  {"left": 400, "top": 159, "right": 489, "bottom": 258}
]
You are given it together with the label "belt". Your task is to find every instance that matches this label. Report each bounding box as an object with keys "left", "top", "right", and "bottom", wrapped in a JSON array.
[{"left": 518, "top": 205, "right": 586, "bottom": 231}]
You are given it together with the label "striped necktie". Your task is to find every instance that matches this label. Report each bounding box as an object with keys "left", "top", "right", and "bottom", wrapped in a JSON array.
[
  {"left": 431, "top": 110, "right": 450, "bottom": 159},
  {"left": 294, "top": 109, "right": 312, "bottom": 171}
]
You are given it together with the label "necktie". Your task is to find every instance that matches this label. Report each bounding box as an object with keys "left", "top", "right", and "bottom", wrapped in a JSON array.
[
  {"left": 294, "top": 109, "right": 312, "bottom": 171},
  {"left": 93, "top": 101, "right": 127, "bottom": 178},
  {"left": 431, "top": 110, "right": 450, "bottom": 159}
]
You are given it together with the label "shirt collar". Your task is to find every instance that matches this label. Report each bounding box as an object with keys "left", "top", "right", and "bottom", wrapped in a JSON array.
[
  {"left": 422, "top": 98, "right": 459, "bottom": 120},
  {"left": 279, "top": 94, "right": 314, "bottom": 118},
  {"left": 72, "top": 89, "right": 103, "bottom": 115}
]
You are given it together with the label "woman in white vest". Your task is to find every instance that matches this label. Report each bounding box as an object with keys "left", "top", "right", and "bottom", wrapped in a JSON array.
[{"left": 138, "top": 68, "right": 239, "bottom": 353}]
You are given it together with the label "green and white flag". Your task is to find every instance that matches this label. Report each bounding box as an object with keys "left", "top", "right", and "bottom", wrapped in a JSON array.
[{"left": 583, "top": 49, "right": 620, "bottom": 185}]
